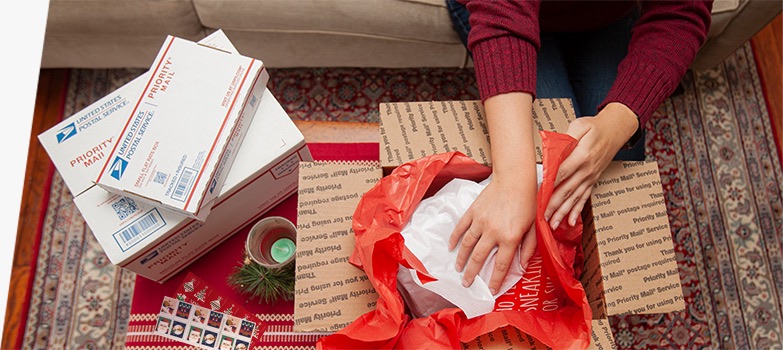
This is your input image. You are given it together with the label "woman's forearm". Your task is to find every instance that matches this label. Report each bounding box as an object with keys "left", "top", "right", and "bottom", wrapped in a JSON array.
[{"left": 484, "top": 92, "right": 537, "bottom": 190}]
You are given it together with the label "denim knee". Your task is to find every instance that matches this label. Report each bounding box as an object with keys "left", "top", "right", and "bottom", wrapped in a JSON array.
[{"left": 446, "top": 0, "right": 471, "bottom": 49}]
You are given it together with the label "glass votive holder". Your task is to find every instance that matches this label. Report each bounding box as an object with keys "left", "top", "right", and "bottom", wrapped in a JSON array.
[{"left": 246, "top": 216, "right": 297, "bottom": 268}]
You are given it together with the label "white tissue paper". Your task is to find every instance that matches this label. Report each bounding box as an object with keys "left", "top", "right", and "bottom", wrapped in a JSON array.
[{"left": 398, "top": 164, "right": 543, "bottom": 319}]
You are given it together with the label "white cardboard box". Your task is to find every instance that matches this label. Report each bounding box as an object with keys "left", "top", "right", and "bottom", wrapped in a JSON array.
[
  {"left": 39, "top": 30, "right": 236, "bottom": 199},
  {"left": 95, "top": 34, "right": 269, "bottom": 221},
  {"left": 75, "top": 91, "right": 310, "bottom": 282},
  {"left": 40, "top": 31, "right": 312, "bottom": 282}
]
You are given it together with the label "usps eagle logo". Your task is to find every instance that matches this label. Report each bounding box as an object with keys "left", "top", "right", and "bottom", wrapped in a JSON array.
[
  {"left": 109, "top": 156, "right": 129, "bottom": 180},
  {"left": 56, "top": 123, "right": 77, "bottom": 143}
]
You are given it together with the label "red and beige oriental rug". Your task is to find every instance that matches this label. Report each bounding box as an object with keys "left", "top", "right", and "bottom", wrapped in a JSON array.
[{"left": 20, "top": 41, "right": 783, "bottom": 349}]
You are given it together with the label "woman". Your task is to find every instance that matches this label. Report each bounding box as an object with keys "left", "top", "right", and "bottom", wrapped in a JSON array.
[{"left": 446, "top": 0, "right": 713, "bottom": 295}]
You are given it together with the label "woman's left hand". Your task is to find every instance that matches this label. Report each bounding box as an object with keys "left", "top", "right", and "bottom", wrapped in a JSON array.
[{"left": 544, "top": 102, "right": 639, "bottom": 230}]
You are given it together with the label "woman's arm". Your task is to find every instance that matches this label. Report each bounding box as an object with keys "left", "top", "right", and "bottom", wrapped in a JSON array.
[
  {"left": 449, "top": 0, "right": 543, "bottom": 293},
  {"left": 449, "top": 92, "right": 538, "bottom": 294},
  {"left": 545, "top": 0, "right": 714, "bottom": 229}
]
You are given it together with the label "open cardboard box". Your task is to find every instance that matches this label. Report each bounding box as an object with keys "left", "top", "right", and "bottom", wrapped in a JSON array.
[
  {"left": 379, "top": 99, "right": 684, "bottom": 348},
  {"left": 293, "top": 99, "right": 683, "bottom": 348}
]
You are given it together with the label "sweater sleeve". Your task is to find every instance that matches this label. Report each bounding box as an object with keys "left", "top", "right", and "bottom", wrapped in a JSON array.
[
  {"left": 462, "top": 0, "right": 541, "bottom": 101},
  {"left": 599, "top": 0, "right": 713, "bottom": 128}
]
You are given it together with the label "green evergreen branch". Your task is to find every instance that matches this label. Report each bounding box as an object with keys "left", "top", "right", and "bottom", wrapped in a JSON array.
[{"left": 227, "top": 259, "right": 295, "bottom": 304}]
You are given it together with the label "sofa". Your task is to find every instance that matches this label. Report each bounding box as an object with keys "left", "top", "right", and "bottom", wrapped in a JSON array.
[{"left": 41, "top": 0, "right": 781, "bottom": 71}]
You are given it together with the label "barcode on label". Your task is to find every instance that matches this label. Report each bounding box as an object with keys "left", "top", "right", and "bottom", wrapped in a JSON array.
[
  {"left": 113, "top": 209, "right": 166, "bottom": 252},
  {"left": 172, "top": 167, "right": 197, "bottom": 202}
]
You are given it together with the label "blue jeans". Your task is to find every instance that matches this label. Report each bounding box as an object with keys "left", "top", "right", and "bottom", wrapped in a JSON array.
[{"left": 446, "top": 0, "right": 645, "bottom": 161}]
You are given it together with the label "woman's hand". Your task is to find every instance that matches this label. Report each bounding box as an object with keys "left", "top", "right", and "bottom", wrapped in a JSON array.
[
  {"left": 544, "top": 102, "right": 639, "bottom": 230},
  {"left": 448, "top": 174, "right": 537, "bottom": 295}
]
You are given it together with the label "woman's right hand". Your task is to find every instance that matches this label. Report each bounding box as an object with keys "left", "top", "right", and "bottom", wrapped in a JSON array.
[{"left": 449, "top": 173, "right": 538, "bottom": 295}]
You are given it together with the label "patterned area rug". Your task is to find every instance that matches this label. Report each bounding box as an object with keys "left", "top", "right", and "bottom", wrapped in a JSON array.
[{"left": 22, "top": 41, "right": 783, "bottom": 349}]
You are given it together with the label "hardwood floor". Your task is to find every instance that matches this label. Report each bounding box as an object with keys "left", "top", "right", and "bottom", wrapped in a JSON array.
[
  {"left": 3, "top": 13, "right": 782, "bottom": 349},
  {"left": 752, "top": 13, "right": 783, "bottom": 155}
]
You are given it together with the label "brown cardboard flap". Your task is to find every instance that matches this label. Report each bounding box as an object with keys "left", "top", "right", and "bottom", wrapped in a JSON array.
[
  {"left": 590, "top": 161, "right": 685, "bottom": 315},
  {"left": 379, "top": 99, "right": 574, "bottom": 169},
  {"left": 580, "top": 209, "right": 608, "bottom": 320},
  {"left": 460, "top": 319, "right": 616, "bottom": 350},
  {"left": 461, "top": 326, "right": 551, "bottom": 350},
  {"left": 293, "top": 161, "right": 382, "bottom": 332},
  {"left": 588, "top": 319, "right": 618, "bottom": 350}
]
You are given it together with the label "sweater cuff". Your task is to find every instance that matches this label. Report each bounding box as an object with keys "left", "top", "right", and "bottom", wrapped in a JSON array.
[
  {"left": 599, "top": 59, "right": 673, "bottom": 129},
  {"left": 471, "top": 36, "right": 537, "bottom": 102}
]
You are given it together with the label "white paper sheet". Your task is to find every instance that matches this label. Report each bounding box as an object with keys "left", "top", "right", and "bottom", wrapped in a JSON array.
[{"left": 399, "top": 165, "right": 543, "bottom": 319}]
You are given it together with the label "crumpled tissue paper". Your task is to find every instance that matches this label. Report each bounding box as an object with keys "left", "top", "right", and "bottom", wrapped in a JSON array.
[{"left": 398, "top": 164, "right": 543, "bottom": 319}]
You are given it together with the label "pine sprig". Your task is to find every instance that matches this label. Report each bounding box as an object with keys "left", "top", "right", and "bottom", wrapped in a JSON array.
[{"left": 227, "top": 258, "right": 295, "bottom": 304}]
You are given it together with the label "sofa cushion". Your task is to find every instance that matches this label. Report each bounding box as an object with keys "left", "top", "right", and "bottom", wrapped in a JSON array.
[
  {"left": 192, "top": 0, "right": 461, "bottom": 45},
  {"left": 191, "top": 0, "right": 467, "bottom": 68},
  {"left": 42, "top": 0, "right": 205, "bottom": 68},
  {"left": 214, "top": 29, "right": 468, "bottom": 68}
]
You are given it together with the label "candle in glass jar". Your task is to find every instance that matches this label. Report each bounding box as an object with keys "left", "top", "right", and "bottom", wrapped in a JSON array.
[
  {"left": 246, "top": 216, "right": 298, "bottom": 268},
  {"left": 270, "top": 237, "right": 295, "bottom": 263}
]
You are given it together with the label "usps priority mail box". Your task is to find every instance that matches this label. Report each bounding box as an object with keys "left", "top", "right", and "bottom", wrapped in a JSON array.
[
  {"left": 75, "top": 90, "right": 311, "bottom": 282},
  {"left": 95, "top": 35, "right": 269, "bottom": 221}
]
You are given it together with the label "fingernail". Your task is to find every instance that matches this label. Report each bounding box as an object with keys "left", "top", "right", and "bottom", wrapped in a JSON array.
[
  {"left": 455, "top": 263, "right": 462, "bottom": 272},
  {"left": 522, "top": 261, "right": 529, "bottom": 270},
  {"left": 570, "top": 218, "right": 577, "bottom": 226},
  {"left": 462, "top": 278, "right": 470, "bottom": 288},
  {"left": 490, "top": 287, "right": 497, "bottom": 295},
  {"left": 551, "top": 220, "right": 560, "bottom": 230}
]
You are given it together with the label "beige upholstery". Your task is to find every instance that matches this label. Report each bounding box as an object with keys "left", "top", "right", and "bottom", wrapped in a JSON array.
[
  {"left": 693, "top": 0, "right": 782, "bottom": 69},
  {"left": 40, "top": 0, "right": 780, "bottom": 70},
  {"left": 192, "top": 0, "right": 467, "bottom": 68},
  {"left": 42, "top": 0, "right": 206, "bottom": 68}
]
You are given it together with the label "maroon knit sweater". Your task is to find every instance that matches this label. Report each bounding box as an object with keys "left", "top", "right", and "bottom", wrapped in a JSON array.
[{"left": 461, "top": 0, "right": 713, "bottom": 127}]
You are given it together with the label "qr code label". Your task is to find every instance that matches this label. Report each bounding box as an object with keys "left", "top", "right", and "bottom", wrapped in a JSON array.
[
  {"left": 112, "top": 197, "right": 138, "bottom": 220},
  {"left": 154, "top": 171, "right": 167, "bottom": 185}
]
